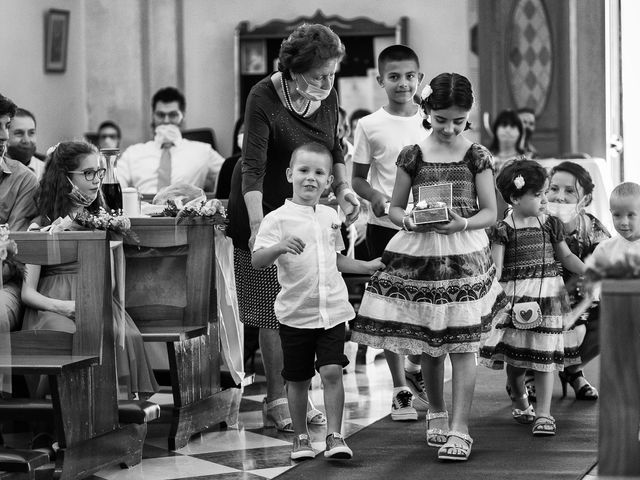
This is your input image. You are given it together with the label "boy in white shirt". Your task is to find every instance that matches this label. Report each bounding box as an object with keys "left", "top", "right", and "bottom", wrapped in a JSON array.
[
  {"left": 351, "top": 44, "right": 429, "bottom": 418},
  {"left": 588, "top": 182, "right": 640, "bottom": 268},
  {"left": 252, "top": 143, "right": 383, "bottom": 461}
]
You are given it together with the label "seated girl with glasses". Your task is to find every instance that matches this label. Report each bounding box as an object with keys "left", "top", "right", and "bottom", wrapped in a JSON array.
[{"left": 20, "top": 140, "right": 159, "bottom": 400}]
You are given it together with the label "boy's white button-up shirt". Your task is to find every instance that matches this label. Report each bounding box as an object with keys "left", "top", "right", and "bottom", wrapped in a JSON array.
[{"left": 253, "top": 200, "right": 355, "bottom": 329}]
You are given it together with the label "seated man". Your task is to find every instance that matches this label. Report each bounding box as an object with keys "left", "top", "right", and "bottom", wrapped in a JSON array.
[
  {"left": 118, "top": 87, "right": 224, "bottom": 195},
  {"left": 0, "top": 93, "right": 38, "bottom": 335},
  {"left": 7, "top": 107, "right": 45, "bottom": 180},
  {"left": 97, "top": 120, "right": 121, "bottom": 150}
]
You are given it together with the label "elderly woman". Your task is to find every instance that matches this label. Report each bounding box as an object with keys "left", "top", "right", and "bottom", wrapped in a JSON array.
[{"left": 227, "top": 23, "right": 358, "bottom": 432}]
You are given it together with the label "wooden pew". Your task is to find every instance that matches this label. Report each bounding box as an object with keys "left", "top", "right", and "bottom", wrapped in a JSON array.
[
  {"left": 0, "top": 231, "right": 156, "bottom": 479},
  {"left": 599, "top": 278, "right": 640, "bottom": 477},
  {"left": 124, "top": 217, "right": 239, "bottom": 450}
]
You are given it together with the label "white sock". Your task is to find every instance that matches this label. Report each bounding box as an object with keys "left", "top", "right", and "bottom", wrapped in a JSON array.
[
  {"left": 393, "top": 386, "right": 411, "bottom": 396},
  {"left": 404, "top": 357, "right": 420, "bottom": 373}
]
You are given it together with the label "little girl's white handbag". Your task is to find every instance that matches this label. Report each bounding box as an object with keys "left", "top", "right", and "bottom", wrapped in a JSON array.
[{"left": 512, "top": 301, "right": 543, "bottom": 329}]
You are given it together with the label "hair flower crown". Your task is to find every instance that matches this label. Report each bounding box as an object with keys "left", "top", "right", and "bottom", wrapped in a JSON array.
[
  {"left": 420, "top": 85, "right": 433, "bottom": 101},
  {"left": 513, "top": 175, "right": 525, "bottom": 190}
]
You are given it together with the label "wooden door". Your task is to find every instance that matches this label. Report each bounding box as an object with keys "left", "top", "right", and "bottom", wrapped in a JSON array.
[{"left": 478, "top": 0, "right": 570, "bottom": 157}]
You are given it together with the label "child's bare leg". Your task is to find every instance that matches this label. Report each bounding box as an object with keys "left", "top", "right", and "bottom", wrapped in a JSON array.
[
  {"left": 385, "top": 351, "right": 408, "bottom": 387},
  {"left": 449, "top": 352, "right": 477, "bottom": 434},
  {"left": 507, "top": 365, "right": 529, "bottom": 410},
  {"left": 533, "top": 371, "right": 553, "bottom": 418},
  {"left": 421, "top": 353, "right": 446, "bottom": 410},
  {"left": 319, "top": 364, "right": 345, "bottom": 434},
  {"left": 287, "top": 378, "right": 312, "bottom": 437}
]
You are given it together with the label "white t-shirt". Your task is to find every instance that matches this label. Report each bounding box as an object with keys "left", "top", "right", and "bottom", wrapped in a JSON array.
[
  {"left": 253, "top": 200, "right": 354, "bottom": 329},
  {"left": 118, "top": 138, "right": 224, "bottom": 195},
  {"left": 352, "top": 107, "right": 428, "bottom": 229}
]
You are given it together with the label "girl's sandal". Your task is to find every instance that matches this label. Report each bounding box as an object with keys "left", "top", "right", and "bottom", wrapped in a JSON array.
[
  {"left": 532, "top": 415, "right": 556, "bottom": 436},
  {"left": 437, "top": 431, "right": 473, "bottom": 461},
  {"left": 262, "top": 397, "right": 294, "bottom": 433},
  {"left": 425, "top": 410, "right": 449, "bottom": 447},
  {"left": 511, "top": 393, "right": 536, "bottom": 424}
]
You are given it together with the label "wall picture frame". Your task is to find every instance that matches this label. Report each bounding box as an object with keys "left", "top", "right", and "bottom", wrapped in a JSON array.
[
  {"left": 44, "top": 9, "right": 70, "bottom": 73},
  {"left": 240, "top": 40, "right": 267, "bottom": 75}
]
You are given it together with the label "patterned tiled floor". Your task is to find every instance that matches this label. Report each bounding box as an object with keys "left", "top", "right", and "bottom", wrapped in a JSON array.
[{"left": 91, "top": 348, "right": 398, "bottom": 480}]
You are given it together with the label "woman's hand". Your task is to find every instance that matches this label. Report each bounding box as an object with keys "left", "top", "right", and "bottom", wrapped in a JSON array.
[
  {"left": 338, "top": 190, "right": 360, "bottom": 226},
  {"left": 248, "top": 223, "right": 261, "bottom": 250},
  {"left": 56, "top": 300, "right": 76, "bottom": 319},
  {"left": 433, "top": 210, "right": 467, "bottom": 235}
]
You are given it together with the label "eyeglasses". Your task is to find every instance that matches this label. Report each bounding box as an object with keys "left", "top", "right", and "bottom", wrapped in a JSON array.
[
  {"left": 153, "top": 111, "right": 182, "bottom": 122},
  {"left": 99, "top": 133, "right": 118, "bottom": 140},
  {"left": 67, "top": 168, "right": 106, "bottom": 181}
]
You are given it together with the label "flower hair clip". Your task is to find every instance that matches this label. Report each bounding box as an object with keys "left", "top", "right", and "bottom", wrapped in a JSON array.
[
  {"left": 513, "top": 175, "right": 525, "bottom": 190},
  {"left": 420, "top": 85, "right": 433, "bottom": 101},
  {"left": 46, "top": 142, "right": 60, "bottom": 157}
]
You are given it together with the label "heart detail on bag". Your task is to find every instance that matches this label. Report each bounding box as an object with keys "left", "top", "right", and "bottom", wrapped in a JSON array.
[{"left": 519, "top": 309, "right": 533, "bottom": 321}]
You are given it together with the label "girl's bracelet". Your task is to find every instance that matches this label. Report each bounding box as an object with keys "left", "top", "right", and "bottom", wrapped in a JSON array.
[
  {"left": 462, "top": 218, "right": 469, "bottom": 231},
  {"left": 402, "top": 215, "right": 411, "bottom": 231}
]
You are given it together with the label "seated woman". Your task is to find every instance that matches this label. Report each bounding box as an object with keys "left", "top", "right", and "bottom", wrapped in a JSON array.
[{"left": 21, "top": 141, "right": 158, "bottom": 399}]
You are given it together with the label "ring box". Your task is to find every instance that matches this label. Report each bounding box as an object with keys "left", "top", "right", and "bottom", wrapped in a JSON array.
[{"left": 411, "top": 183, "right": 452, "bottom": 224}]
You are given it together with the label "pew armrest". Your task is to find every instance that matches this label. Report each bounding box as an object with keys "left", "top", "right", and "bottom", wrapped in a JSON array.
[
  {"left": 0, "top": 447, "right": 50, "bottom": 472},
  {"left": 118, "top": 400, "right": 161, "bottom": 425},
  {"left": 138, "top": 326, "right": 207, "bottom": 342},
  {"left": 0, "top": 355, "right": 98, "bottom": 375}
]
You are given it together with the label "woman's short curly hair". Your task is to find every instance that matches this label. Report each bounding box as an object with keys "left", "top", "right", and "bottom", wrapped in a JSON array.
[
  {"left": 496, "top": 158, "right": 548, "bottom": 205},
  {"left": 38, "top": 141, "right": 102, "bottom": 225},
  {"left": 278, "top": 23, "right": 345, "bottom": 80}
]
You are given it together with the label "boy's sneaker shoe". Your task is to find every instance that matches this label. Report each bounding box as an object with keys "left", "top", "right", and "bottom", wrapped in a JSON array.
[
  {"left": 291, "top": 434, "right": 315, "bottom": 461},
  {"left": 391, "top": 389, "right": 418, "bottom": 421},
  {"left": 324, "top": 432, "right": 353, "bottom": 459},
  {"left": 405, "top": 369, "right": 429, "bottom": 411}
]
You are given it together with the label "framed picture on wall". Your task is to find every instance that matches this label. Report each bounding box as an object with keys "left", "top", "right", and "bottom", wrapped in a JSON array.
[
  {"left": 240, "top": 40, "right": 267, "bottom": 75},
  {"left": 44, "top": 9, "right": 70, "bottom": 73}
]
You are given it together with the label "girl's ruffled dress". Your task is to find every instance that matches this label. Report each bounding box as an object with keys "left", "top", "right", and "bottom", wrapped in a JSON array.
[
  {"left": 479, "top": 215, "right": 582, "bottom": 371},
  {"left": 351, "top": 143, "right": 509, "bottom": 356}
]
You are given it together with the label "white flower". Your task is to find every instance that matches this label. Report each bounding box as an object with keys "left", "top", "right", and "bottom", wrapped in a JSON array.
[
  {"left": 513, "top": 175, "right": 525, "bottom": 190},
  {"left": 420, "top": 85, "right": 433, "bottom": 101},
  {"left": 46, "top": 142, "right": 60, "bottom": 157},
  {"left": 415, "top": 200, "right": 429, "bottom": 210}
]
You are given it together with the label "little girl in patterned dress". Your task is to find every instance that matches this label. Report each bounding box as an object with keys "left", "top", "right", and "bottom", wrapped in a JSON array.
[
  {"left": 352, "top": 73, "right": 509, "bottom": 462},
  {"left": 480, "top": 159, "right": 586, "bottom": 436}
]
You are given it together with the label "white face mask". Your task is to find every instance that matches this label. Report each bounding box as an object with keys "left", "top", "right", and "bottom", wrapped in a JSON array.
[
  {"left": 546, "top": 202, "right": 579, "bottom": 224},
  {"left": 296, "top": 74, "right": 332, "bottom": 102}
]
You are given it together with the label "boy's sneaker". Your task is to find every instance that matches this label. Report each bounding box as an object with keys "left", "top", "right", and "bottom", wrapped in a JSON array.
[
  {"left": 324, "top": 432, "right": 353, "bottom": 459},
  {"left": 291, "top": 434, "right": 315, "bottom": 461},
  {"left": 391, "top": 389, "right": 418, "bottom": 421},
  {"left": 405, "top": 369, "right": 430, "bottom": 411}
]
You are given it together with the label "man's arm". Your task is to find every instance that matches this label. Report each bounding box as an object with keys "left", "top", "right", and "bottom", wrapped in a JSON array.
[{"left": 7, "top": 173, "right": 38, "bottom": 232}]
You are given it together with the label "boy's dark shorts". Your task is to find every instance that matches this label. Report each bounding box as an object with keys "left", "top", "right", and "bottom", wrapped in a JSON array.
[{"left": 279, "top": 322, "right": 348, "bottom": 382}]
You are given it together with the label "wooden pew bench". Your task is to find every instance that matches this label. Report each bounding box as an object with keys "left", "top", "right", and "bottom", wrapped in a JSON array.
[
  {"left": 125, "top": 217, "right": 240, "bottom": 450},
  {"left": 0, "top": 231, "right": 159, "bottom": 480}
]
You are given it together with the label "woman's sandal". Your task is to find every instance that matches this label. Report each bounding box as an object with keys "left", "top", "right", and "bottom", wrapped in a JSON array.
[
  {"left": 532, "top": 415, "right": 556, "bottom": 436},
  {"left": 425, "top": 410, "right": 449, "bottom": 447},
  {"left": 511, "top": 393, "right": 536, "bottom": 424},
  {"left": 559, "top": 370, "right": 599, "bottom": 400},
  {"left": 262, "top": 397, "right": 294, "bottom": 433},
  {"left": 306, "top": 407, "right": 327, "bottom": 425},
  {"left": 437, "top": 431, "right": 473, "bottom": 461}
]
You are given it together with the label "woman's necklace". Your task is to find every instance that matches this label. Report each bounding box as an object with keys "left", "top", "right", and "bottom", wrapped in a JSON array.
[{"left": 280, "top": 74, "right": 310, "bottom": 117}]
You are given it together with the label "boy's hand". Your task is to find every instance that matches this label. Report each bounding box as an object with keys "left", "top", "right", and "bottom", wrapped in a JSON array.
[
  {"left": 365, "top": 257, "right": 385, "bottom": 274},
  {"left": 279, "top": 236, "right": 306, "bottom": 255},
  {"left": 370, "top": 192, "right": 390, "bottom": 218}
]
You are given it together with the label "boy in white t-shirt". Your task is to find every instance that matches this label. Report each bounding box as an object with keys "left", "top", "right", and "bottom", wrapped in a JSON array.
[
  {"left": 252, "top": 143, "right": 383, "bottom": 461},
  {"left": 351, "top": 44, "right": 429, "bottom": 419}
]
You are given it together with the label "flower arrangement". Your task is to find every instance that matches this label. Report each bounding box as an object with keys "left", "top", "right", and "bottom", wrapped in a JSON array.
[
  {"left": 162, "top": 198, "right": 227, "bottom": 227},
  {"left": 0, "top": 224, "right": 17, "bottom": 262},
  {"left": 73, "top": 207, "right": 138, "bottom": 242},
  {"left": 584, "top": 250, "right": 640, "bottom": 280}
]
